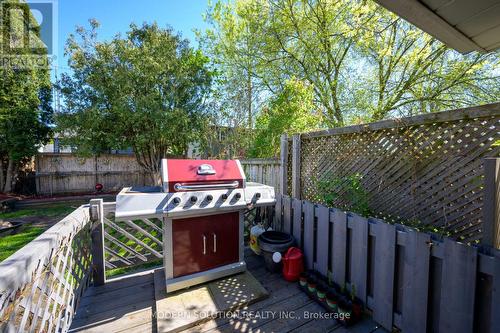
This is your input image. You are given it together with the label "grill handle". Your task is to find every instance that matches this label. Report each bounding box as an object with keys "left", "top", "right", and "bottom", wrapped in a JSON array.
[
  {"left": 213, "top": 233, "right": 217, "bottom": 253},
  {"left": 202, "top": 235, "right": 207, "bottom": 255},
  {"left": 174, "top": 181, "right": 239, "bottom": 191}
]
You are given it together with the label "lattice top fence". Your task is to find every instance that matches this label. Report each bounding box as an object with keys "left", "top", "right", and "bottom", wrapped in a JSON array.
[
  {"left": 0, "top": 206, "right": 93, "bottom": 332},
  {"left": 282, "top": 103, "right": 500, "bottom": 243}
]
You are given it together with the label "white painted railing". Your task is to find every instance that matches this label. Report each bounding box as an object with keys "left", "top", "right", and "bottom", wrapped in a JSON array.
[{"left": 0, "top": 205, "right": 94, "bottom": 333}]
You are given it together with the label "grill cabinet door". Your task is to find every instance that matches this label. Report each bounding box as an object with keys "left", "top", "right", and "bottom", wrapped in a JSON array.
[
  {"left": 205, "top": 212, "right": 239, "bottom": 268},
  {"left": 172, "top": 212, "right": 239, "bottom": 278}
]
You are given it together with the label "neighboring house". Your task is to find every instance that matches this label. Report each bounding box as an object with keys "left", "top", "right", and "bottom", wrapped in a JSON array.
[
  {"left": 38, "top": 135, "right": 73, "bottom": 153},
  {"left": 39, "top": 127, "right": 244, "bottom": 158},
  {"left": 38, "top": 134, "right": 134, "bottom": 155}
]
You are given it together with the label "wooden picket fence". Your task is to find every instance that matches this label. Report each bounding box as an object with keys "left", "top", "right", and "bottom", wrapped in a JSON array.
[{"left": 273, "top": 193, "right": 499, "bottom": 333}]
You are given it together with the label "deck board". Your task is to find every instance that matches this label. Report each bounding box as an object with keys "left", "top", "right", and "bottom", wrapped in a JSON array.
[{"left": 70, "top": 249, "right": 382, "bottom": 333}]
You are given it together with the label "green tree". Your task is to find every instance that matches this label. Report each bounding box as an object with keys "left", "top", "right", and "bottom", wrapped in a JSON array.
[
  {"left": 0, "top": 0, "right": 52, "bottom": 192},
  {"left": 250, "top": 78, "right": 321, "bottom": 157},
  {"left": 57, "top": 21, "right": 213, "bottom": 175},
  {"left": 354, "top": 2, "right": 500, "bottom": 121},
  {"left": 204, "top": 0, "right": 499, "bottom": 128}
]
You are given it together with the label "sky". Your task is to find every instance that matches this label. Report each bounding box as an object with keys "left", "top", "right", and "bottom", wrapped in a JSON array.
[{"left": 55, "top": 0, "right": 211, "bottom": 75}]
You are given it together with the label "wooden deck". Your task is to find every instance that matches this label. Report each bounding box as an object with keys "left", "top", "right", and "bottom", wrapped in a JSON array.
[{"left": 70, "top": 250, "right": 386, "bottom": 333}]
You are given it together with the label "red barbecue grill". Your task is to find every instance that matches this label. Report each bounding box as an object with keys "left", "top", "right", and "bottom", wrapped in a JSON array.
[{"left": 115, "top": 159, "right": 275, "bottom": 292}]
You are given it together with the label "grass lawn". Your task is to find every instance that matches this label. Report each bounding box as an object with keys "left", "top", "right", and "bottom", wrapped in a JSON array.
[
  {"left": 0, "top": 226, "right": 45, "bottom": 261},
  {"left": 106, "top": 259, "right": 162, "bottom": 278},
  {"left": 0, "top": 203, "right": 77, "bottom": 262},
  {"left": 0, "top": 204, "right": 76, "bottom": 220}
]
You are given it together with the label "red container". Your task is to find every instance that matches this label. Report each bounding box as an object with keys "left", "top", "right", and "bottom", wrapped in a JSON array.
[{"left": 282, "top": 247, "right": 304, "bottom": 281}]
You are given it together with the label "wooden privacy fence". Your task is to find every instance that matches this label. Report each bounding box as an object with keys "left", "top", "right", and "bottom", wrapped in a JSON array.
[
  {"left": 35, "top": 153, "right": 153, "bottom": 195},
  {"left": 0, "top": 206, "right": 93, "bottom": 332},
  {"left": 281, "top": 103, "right": 500, "bottom": 243},
  {"left": 273, "top": 193, "right": 499, "bottom": 333},
  {"left": 35, "top": 155, "right": 280, "bottom": 195},
  {"left": 240, "top": 158, "right": 281, "bottom": 194}
]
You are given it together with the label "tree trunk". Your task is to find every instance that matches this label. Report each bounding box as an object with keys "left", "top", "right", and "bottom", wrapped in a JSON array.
[
  {"left": 3, "top": 158, "right": 14, "bottom": 193},
  {"left": 247, "top": 68, "right": 252, "bottom": 129},
  {"left": 0, "top": 158, "right": 4, "bottom": 192}
]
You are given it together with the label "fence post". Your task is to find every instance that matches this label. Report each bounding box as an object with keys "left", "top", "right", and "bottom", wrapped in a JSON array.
[
  {"left": 90, "top": 198, "right": 106, "bottom": 285},
  {"left": 280, "top": 134, "right": 288, "bottom": 195},
  {"left": 483, "top": 158, "right": 500, "bottom": 249},
  {"left": 292, "top": 134, "right": 301, "bottom": 199}
]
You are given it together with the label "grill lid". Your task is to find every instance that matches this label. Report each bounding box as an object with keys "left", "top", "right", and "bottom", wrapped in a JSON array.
[{"left": 161, "top": 159, "right": 246, "bottom": 192}]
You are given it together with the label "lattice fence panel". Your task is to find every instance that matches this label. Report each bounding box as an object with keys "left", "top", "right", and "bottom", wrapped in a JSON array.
[
  {"left": 287, "top": 141, "right": 293, "bottom": 196},
  {"left": 103, "top": 213, "right": 163, "bottom": 270},
  {"left": 300, "top": 111, "right": 499, "bottom": 243},
  {"left": 0, "top": 210, "right": 92, "bottom": 333}
]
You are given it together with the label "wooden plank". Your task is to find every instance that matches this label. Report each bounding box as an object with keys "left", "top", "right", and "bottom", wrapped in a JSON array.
[
  {"left": 292, "top": 198, "right": 303, "bottom": 247},
  {"left": 291, "top": 134, "right": 301, "bottom": 199},
  {"left": 491, "top": 252, "right": 500, "bottom": 333},
  {"left": 279, "top": 134, "right": 288, "bottom": 195},
  {"left": 483, "top": 157, "right": 500, "bottom": 248},
  {"left": 332, "top": 209, "right": 347, "bottom": 286},
  {"left": 401, "top": 230, "right": 431, "bottom": 333},
  {"left": 90, "top": 199, "right": 105, "bottom": 286},
  {"left": 328, "top": 317, "right": 383, "bottom": 333},
  {"left": 124, "top": 220, "right": 162, "bottom": 246},
  {"left": 275, "top": 194, "right": 282, "bottom": 231},
  {"left": 372, "top": 220, "right": 396, "bottom": 330},
  {"left": 439, "top": 238, "right": 478, "bottom": 333},
  {"left": 283, "top": 196, "right": 292, "bottom": 234},
  {"left": 303, "top": 201, "right": 315, "bottom": 270},
  {"left": 141, "top": 218, "right": 162, "bottom": 234},
  {"left": 316, "top": 205, "right": 330, "bottom": 277},
  {"left": 349, "top": 214, "right": 369, "bottom": 302},
  {"left": 300, "top": 103, "right": 500, "bottom": 139}
]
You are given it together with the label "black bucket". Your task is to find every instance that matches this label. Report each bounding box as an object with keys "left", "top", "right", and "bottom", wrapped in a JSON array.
[{"left": 258, "top": 231, "right": 295, "bottom": 272}]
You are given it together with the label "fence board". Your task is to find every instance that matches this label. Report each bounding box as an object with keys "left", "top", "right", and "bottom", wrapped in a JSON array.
[
  {"left": 401, "top": 230, "right": 431, "bottom": 333},
  {"left": 283, "top": 196, "right": 292, "bottom": 234},
  {"left": 303, "top": 201, "right": 315, "bottom": 270},
  {"left": 373, "top": 220, "right": 396, "bottom": 330},
  {"left": 316, "top": 205, "right": 330, "bottom": 277},
  {"left": 439, "top": 238, "right": 478, "bottom": 333},
  {"left": 292, "top": 199, "right": 303, "bottom": 247},
  {"left": 492, "top": 253, "right": 500, "bottom": 333},
  {"left": 275, "top": 194, "right": 282, "bottom": 231},
  {"left": 349, "top": 214, "right": 369, "bottom": 302},
  {"left": 332, "top": 209, "right": 347, "bottom": 286},
  {"left": 240, "top": 158, "right": 281, "bottom": 194}
]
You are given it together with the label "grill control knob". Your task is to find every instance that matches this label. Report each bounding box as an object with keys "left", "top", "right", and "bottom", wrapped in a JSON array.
[
  {"left": 190, "top": 196, "right": 198, "bottom": 204},
  {"left": 206, "top": 195, "right": 213, "bottom": 202},
  {"left": 221, "top": 193, "right": 228, "bottom": 201},
  {"left": 172, "top": 197, "right": 181, "bottom": 205},
  {"left": 234, "top": 193, "right": 241, "bottom": 200}
]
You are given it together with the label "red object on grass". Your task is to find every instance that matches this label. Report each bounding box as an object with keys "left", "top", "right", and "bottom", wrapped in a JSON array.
[
  {"left": 95, "top": 183, "right": 103, "bottom": 191},
  {"left": 282, "top": 247, "right": 304, "bottom": 282}
]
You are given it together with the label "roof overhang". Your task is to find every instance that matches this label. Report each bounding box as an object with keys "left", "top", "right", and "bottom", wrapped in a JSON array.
[{"left": 374, "top": 0, "right": 500, "bottom": 54}]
